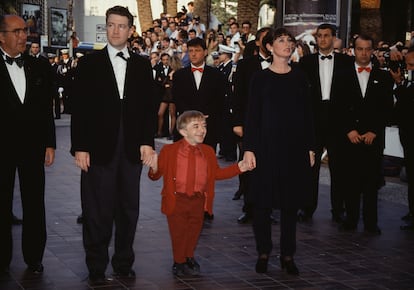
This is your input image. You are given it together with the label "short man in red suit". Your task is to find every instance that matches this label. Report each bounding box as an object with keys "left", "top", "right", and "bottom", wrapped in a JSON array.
[{"left": 148, "top": 110, "right": 252, "bottom": 277}]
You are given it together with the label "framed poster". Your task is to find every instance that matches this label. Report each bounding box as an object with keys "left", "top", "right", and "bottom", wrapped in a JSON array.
[
  {"left": 50, "top": 7, "right": 68, "bottom": 47},
  {"left": 283, "top": 0, "right": 339, "bottom": 45},
  {"left": 21, "top": 3, "right": 41, "bottom": 43}
]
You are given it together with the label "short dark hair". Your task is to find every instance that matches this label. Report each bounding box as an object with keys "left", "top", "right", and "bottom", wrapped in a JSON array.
[
  {"left": 353, "top": 34, "right": 374, "bottom": 48},
  {"left": 187, "top": 37, "right": 207, "bottom": 50},
  {"left": 106, "top": 6, "right": 133, "bottom": 27},
  {"left": 262, "top": 27, "right": 295, "bottom": 49},
  {"left": 317, "top": 23, "right": 336, "bottom": 36}
]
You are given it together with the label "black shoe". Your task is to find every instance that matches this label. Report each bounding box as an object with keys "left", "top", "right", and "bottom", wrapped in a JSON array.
[
  {"left": 113, "top": 269, "right": 136, "bottom": 278},
  {"left": 280, "top": 257, "right": 299, "bottom": 275},
  {"left": 76, "top": 214, "right": 83, "bottom": 224},
  {"left": 88, "top": 274, "right": 109, "bottom": 285},
  {"left": 364, "top": 225, "right": 382, "bottom": 235},
  {"left": 332, "top": 213, "right": 345, "bottom": 224},
  {"left": 232, "top": 190, "right": 242, "bottom": 200},
  {"left": 204, "top": 212, "right": 214, "bottom": 221},
  {"left": 237, "top": 213, "right": 250, "bottom": 224},
  {"left": 400, "top": 221, "right": 414, "bottom": 230},
  {"left": 401, "top": 212, "right": 414, "bottom": 221},
  {"left": 255, "top": 255, "right": 268, "bottom": 273},
  {"left": 12, "top": 214, "right": 22, "bottom": 225},
  {"left": 172, "top": 263, "right": 186, "bottom": 277},
  {"left": 186, "top": 257, "right": 200, "bottom": 275},
  {"left": 27, "top": 263, "right": 44, "bottom": 274}
]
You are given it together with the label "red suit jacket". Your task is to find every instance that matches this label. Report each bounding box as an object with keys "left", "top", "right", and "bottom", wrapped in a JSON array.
[{"left": 148, "top": 139, "right": 241, "bottom": 215}]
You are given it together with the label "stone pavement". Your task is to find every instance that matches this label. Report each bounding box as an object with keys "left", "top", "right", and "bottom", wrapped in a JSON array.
[{"left": 1, "top": 115, "right": 414, "bottom": 290}]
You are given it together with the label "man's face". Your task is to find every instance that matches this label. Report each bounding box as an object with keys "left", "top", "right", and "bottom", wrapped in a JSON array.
[
  {"left": 316, "top": 28, "right": 335, "bottom": 53},
  {"left": 106, "top": 14, "right": 132, "bottom": 50},
  {"left": 161, "top": 55, "right": 169, "bottom": 66},
  {"left": 0, "top": 16, "right": 27, "bottom": 57},
  {"left": 242, "top": 24, "right": 251, "bottom": 35},
  {"left": 406, "top": 52, "right": 414, "bottom": 71},
  {"left": 179, "top": 118, "right": 207, "bottom": 145},
  {"left": 229, "top": 24, "right": 238, "bottom": 36},
  {"left": 354, "top": 38, "right": 373, "bottom": 66},
  {"left": 30, "top": 43, "right": 40, "bottom": 55},
  {"left": 188, "top": 45, "right": 207, "bottom": 66}
]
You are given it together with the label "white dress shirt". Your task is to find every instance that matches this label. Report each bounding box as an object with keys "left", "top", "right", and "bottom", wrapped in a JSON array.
[
  {"left": 191, "top": 63, "right": 205, "bottom": 90},
  {"left": 319, "top": 53, "right": 334, "bottom": 100},
  {"left": 1, "top": 49, "right": 26, "bottom": 103},
  {"left": 355, "top": 62, "right": 372, "bottom": 98},
  {"left": 107, "top": 44, "right": 129, "bottom": 99}
]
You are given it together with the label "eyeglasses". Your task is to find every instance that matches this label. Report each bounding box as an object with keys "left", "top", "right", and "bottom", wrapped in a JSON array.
[
  {"left": 0, "top": 27, "right": 29, "bottom": 37},
  {"left": 106, "top": 23, "right": 130, "bottom": 31}
]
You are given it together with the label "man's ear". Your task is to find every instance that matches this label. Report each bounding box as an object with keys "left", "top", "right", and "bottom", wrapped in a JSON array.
[{"left": 178, "top": 128, "right": 187, "bottom": 137}]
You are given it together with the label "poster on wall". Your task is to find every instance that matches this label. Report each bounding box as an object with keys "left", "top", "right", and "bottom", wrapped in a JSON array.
[
  {"left": 50, "top": 7, "right": 68, "bottom": 47},
  {"left": 283, "top": 0, "right": 339, "bottom": 47},
  {"left": 21, "top": 3, "right": 42, "bottom": 44}
]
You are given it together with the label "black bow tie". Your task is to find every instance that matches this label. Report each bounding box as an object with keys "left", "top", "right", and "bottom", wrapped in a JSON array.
[
  {"left": 258, "top": 55, "right": 271, "bottom": 63},
  {"left": 320, "top": 55, "right": 333, "bottom": 60},
  {"left": 116, "top": 51, "right": 128, "bottom": 61},
  {"left": 5, "top": 55, "right": 24, "bottom": 68}
]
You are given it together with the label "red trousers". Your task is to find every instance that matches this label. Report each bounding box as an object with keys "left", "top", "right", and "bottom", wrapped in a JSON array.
[{"left": 167, "top": 192, "right": 205, "bottom": 263}]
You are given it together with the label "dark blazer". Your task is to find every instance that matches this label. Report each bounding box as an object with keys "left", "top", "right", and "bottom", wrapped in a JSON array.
[
  {"left": 0, "top": 55, "right": 56, "bottom": 159},
  {"left": 299, "top": 53, "right": 354, "bottom": 140},
  {"left": 232, "top": 55, "right": 262, "bottom": 127},
  {"left": 172, "top": 65, "right": 226, "bottom": 147},
  {"left": 70, "top": 47, "right": 157, "bottom": 165},
  {"left": 338, "top": 64, "right": 394, "bottom": 149}
]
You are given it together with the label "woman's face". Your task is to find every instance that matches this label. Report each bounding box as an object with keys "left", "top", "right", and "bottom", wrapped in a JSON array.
[
  {"left": 268, "top": 35, "right": 295, "bottom": 58},
  {"left": 296, "top": 45, "right": 303, "bottom": 57}
]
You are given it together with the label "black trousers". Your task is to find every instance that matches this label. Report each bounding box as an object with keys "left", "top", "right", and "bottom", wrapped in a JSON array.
[
  {"left": 0, "top": 158, "right": 46, "bottom": 268},
  {"left": 81, "top": 132, "right": 142, "bottom": 275},
  {"left": 253, "top": 207, "right": 297, "bottom": 257}
]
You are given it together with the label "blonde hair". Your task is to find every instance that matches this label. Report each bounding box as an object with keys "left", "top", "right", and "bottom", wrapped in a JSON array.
[{"left": 176, "top": 110, "right": 206, "bottom": 131}]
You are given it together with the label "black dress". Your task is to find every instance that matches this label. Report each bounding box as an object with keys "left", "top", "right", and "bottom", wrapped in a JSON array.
[{"left": 243, "top": 66, "right": 315, "bottom": 210}]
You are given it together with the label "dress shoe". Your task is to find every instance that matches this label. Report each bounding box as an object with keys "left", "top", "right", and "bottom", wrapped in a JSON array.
[
  {"left": 12, "top": 214, "right": 22, "bottom": 225},
  {"left": 297, "top": 211, "right": 312, "bottom": 222},
  {"left": 232, "top": 190, "right": 242, "bottom": 200},
  {"left": 27, "top": 263, "right": 44, "bottom": 274},
  {"left": 237, "top": 213, "right": 250, "bottom": 224},
  {"left": 332, "top": 213, "right": 345, "bottom": 224},
  {"left": 280, "top": 257, "right": 299, "bottom": 275},
  {"left": 172, "top": 263, "right": 186, "bottom": 277},
  {"left": 255, "top": 255, "right": 269, "bottom": 273},
  {"left": 88, "top": 274, "right": 110, "bottom": 285},
  {"left": 364, "top": 225, "right": 382, "bottom": 235},
  {"left": 186, "top": 257, "right": 200, "bottom": 275},
  {"left": 204, "top": 212, "right": 214, "bottom": 221},
  {"left": 113, "top": 269, "right": 136, "bottom": 278},
  {"left": 400, "top": 221, "right": 414, "bottom": 230},
  {"left": 401, "top": 212, "right": 413, "bottom": 221},
  {"left": 76, "top": 214, "right": 83, "bottom": 224}
]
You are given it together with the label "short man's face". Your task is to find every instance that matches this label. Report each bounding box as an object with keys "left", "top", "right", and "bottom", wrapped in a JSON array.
[
  {"left": 354, "top": 38, "right": 373, "bottom": 66},
  {"left": 106, "top": 14, "right": 132, "bottom": 50},
  {"left": 0, "top": 16, "right": 27, "bottom": 57},
  {"left": 188, "top": 45, "right": 207, "bottom": 67},
  {"left": 179, "top": 118, "right": 207, "bottom": 145},
  {"left": 30, "top": 43, "right": 40, "bottom": 55}
]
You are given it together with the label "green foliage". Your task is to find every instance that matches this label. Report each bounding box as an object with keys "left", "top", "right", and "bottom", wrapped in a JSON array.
[
  {"left": 0, "top": 0, "right": 17, "bottom": 14},
  {"left": 210, "top": 0, "right": 237, "bottom": 26}
]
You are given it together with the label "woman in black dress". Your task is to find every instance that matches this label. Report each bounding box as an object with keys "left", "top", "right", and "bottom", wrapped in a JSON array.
[{"left": 243, "top": 28, "right": 315, "bottom": 275}]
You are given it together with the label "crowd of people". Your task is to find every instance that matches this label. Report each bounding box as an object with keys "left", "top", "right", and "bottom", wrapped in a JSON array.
[{"left": 1, "top": 2, "right": 414, "bottom": 287}]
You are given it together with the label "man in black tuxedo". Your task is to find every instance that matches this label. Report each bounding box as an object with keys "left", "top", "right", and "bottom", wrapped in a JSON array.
[
  {"left": 172, "top": 37, "right": 225, "bottom": 151},
  {"left": 0, "top": 15, "right": 56, "bottom": 275},
  {"left": 70, "top": 6, "right": 157, "bottom": 284},
  {"left": 232, "top": 27, "right": 272, "bottom": 223},
  {"left": 337, "top": 35, "right": 394, "bottom": 234},
  {"left": 299, "top": 23, "right": 354, "bottom": 223}
]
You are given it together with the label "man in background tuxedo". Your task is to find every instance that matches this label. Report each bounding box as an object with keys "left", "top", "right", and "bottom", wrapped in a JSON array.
[
  {"left": 0, "top": 15, "right": 56, "bottom": 275},
  {"left": 299, "top": 23, "right": 354, "bottom": 223},
  {"left": 70, "top": 6, "right": 157, "bottom": 284},
  {"left": 337, "top": 35, "right": 394, "bottom": 234}
]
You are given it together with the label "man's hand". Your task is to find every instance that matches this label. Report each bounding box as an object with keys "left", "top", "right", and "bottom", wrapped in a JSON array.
[
  {"left": 45, "top": 147, "right": 55, "bottom": 166},
  {"left": 75, "top": 151, "right": 90, "bottom": 172},
  {"left": 347, "top": 130, "right": 362, "bottom": 144},
  {"left": 140, "top": 145, "right": 156, "bottom": 167},
  {"left": 361, "top": 132, "right": 376, "bottom": 145},
  {"left": 233, "top": 126, "right": 243, "bottom": 137},
  {"left": 242, "top": 151, "right": 256, "bottom": 169},
  {"left": 309, "top": 151, "right": 315, "bottom": 167}
]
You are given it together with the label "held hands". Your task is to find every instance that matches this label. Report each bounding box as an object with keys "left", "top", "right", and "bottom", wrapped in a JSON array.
[
  {"left": 347, "top": 130, "right": 376, "bottom": 145},
  {"left": 140, "top": 145, "right": 156, "bottom": 167},
  {"left": 240, "top": 151, "right": 256, "bottom": 172}
]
